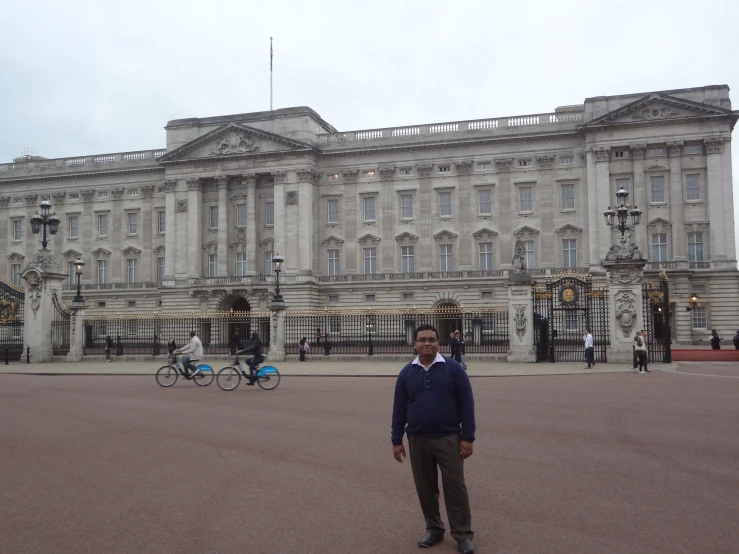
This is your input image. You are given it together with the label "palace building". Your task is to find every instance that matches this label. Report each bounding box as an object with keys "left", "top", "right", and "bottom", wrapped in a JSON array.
[{"left": 0, "top": 84, "right": 737, "bottom": 345}]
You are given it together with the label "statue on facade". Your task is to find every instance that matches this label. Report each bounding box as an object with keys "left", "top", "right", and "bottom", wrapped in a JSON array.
[
  {"left": 512, "top": 239, "right": 527, "bottom": 273},
  {"left": 604, "top": 229, "right": 645, "bottom": 262}
]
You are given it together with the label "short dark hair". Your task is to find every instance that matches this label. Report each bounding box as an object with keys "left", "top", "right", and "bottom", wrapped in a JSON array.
[
  {"left": 414, "top": 324, "right": 439, "bottom": 341},
  {"left": 190, "top": 331, "right": 196, "bottom": 337}
]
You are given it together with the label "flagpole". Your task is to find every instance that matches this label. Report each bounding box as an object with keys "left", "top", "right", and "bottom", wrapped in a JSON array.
[{"left": 270, "top": 36, "right": 273, "bottom": 111}]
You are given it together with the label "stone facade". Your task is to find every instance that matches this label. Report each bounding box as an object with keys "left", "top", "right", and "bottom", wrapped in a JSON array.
[{"left": 1, "top": 85, "right": 737, "bottom": 345}]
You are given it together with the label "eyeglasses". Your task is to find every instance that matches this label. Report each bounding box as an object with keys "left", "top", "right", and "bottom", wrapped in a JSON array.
[{"left": 415, "top": 337, "right": 438, "bottom": 344}]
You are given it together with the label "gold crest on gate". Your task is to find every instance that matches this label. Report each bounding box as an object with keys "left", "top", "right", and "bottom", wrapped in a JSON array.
[
  {"left": 0, "top": 299, "right": 17, "bottom": 324},
  {"left": 559, "top": 285, "right": 578, "bottom": 306}
]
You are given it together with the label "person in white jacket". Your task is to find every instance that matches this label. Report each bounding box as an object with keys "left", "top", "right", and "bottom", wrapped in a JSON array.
[{"left": 174, "top": 331, "right": 203, "bottom": 378}]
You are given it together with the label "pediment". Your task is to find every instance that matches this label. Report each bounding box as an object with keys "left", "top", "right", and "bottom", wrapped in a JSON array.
[
  {"left": 587, "top": 93, "right": 734, "bottom": 127},
  {"left": 157, "top": 123, "right": 315, "bottom": 164},
  {"left": 152, "top": 245, "right": 166, "bottom": 254},
  {"left": 395, "top": 232, "right": 419, "bottom": 243},
  {"left": 513, "top": 226, "right": 540, "bottom": 237},
  {"left": 229, "top": 239, "right": 246, "bottom": 250},
  {"left": 473, "top": 227, "right": 498, "bottom": 239},
  {"left": 321, "top": 235, "right": 345, "bottom": 246},
  {"left": 646, "top": 217, "right": 671, "bottom": 229},
  {"left": 433, "top": 230, "right": 459, "bottom": 241},
  {"left": 121, "top": 247, "right": 142, "bottom": 256},
  {"left": 645, "top": 163, "right": 669, "bottom": 172},
  {"left": 259, "top": 238, "right": 274, "bottom": 249},
  {"left": 357, "top": 233, "right": 381, "bottom": 245},
  {"left": 554, "top": 224, "right": 583, "bottom": 235},
  {"left": 91, "top": 248, "right": 111, "bottom": 257},
  {"left": 201, "top": 241, "right": 218, "bottom": 251},
  {"left": 62, "top": 249, "right": 82, "bottom": 259},
  {"left": 6, "top": 252, "right": 24, "bottom": 261}
]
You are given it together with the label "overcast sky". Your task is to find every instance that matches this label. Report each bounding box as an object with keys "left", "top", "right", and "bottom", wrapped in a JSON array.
[{"left": 1, "top": 0, "right": 737, "bottom": 251}]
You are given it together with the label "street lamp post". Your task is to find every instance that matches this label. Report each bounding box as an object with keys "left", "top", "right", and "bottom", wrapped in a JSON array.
[
  {"left": 603, "top": 186, "right": 642, "bottom": 238},
  {"left": 367, "top": 318, "right": 374, "bottom": 356},
  {"left": 29, "top": 200, "right": 61, "bottom": 250},
  {"left": 272, "top": 253, "right": 284, "bottom": 301},
  {"left": 72, "top": 259, "right": 85, "bottom": 304}
]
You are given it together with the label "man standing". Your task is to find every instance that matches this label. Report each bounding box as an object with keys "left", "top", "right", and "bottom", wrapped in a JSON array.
[
  {"left": 634, "top": 330, "right": 649, "bottom": 373},
  {"left": 583, "top": 329, "right": 594, "bottom": 369},
  {"left": 391, "top": 324, "right": 476, "bottom": 554}
]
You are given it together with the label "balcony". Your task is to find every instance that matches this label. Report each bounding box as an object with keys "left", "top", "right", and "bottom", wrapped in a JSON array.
[
  {"left": 62, "top": 282, "right": 159, "bottom": 291},
  {"left": 0, "top": 149, "right": 166, "bottom": 179}
]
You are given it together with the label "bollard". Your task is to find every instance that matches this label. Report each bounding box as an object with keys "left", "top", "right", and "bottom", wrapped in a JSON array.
[
  {"left": 26, "top": 347, "right": 30, "bottom": 363},
  {"left": 4, "top": 348, "right": 8, "bottom": 365}
]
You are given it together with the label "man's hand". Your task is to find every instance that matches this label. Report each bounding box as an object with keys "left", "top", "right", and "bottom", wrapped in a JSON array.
[
  {"left": 393, "top": 444, "right": 406, "bottom": 463},
  {"left": 460, "top": 440, "right": 473, "bottom": 460}
]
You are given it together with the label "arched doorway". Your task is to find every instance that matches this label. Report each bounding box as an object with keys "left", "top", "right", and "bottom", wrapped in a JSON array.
[
  {"left": 227, "top": 296, "right": 252, "bottom": 352},
  {"left": 435, "top": 302, "right": 462, "bottom": 355}
]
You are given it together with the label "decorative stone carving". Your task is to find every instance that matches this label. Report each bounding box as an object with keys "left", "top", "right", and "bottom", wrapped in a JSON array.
[
  {"left": 296, "top": 169, "right": 319, "bottom": 184},
  {"left": 607, "top": 268, "right": 643, "bottom": 285},
  {"left": 456, "top": 161, "right": 473, "bottom": 174},
  {"left": 604, "top": 231, "right": 645, "bottom": 261},
  {"left": 379, "top": 167, "right": 395, "bottom": 179},
  {"left": 81, "top": 190, "right": 95, "bottom": 201},
  {"left": 271, "top": 310, "right": 279, "bottom": 349},
  {"left": 140, "top": 185, "right": 155, "bottom": 198},
  {"left": 512, "top": 239, "right": 527, "bottom": 273},
  {"left": 272, "top": 171, "right": 287, "bottom": 184},
  {"left": 704, "top": 138, "right": 723, "bottom": 154},
  {"left": 494, "top": 158, "right": 513, "bottom": 170},
  {"left": 24, "top": 194, "right": 38, "bottom": 206},
  {"left": 214, "top": 176, "right": 229, "bottom": 189},
  {"left": 514, "top": 305, "right": 527, "bottom": 341},
  {"left": 631, "top": 106, "right": 681, "bottom": 121},
  {"left": 52, "top": 193, "right": 66, "bottom": 204},
  {"left": 615, "top": 291, "right": 637, "bottom": 338},
  {"left": 177, "top": 199, "right": 188, "bottom": 213},
  {"left": 536, "top": 155, "right": 555, "bottom": 168},
  {"left": 29, "top": 249, "right": 60, "bottom": 273},
  {"left": 667, "top": 142, "right": 683, "bottom": 157},
  {"left": 211, "top": 131, "right": 260, "bottom": 155},
  {"left": 286, "top": 191, "right": 299, "bottom": 205},
  {"left": 593, "top": 147, "right": 610, "bottom": 162},
  {"left": 511, "top": 289, "right": 528, "bottom": 296},
  {"left": 416, "top": 164, "right": 434, "bottom": 177},
  {"left": 27, "top": 272, "right": 42, "bottom": 318},
  {"left": 0, "top": 197, "right": 10, "bottom": 208},
  {"left": 111, "top": 188, "right": 124, "bottom": 199},
  {"left": 186, "top": 178, "right": 201, "bottom": 191},
  {"left": 343, "top": 170, "right": 359, "bottom": 182},
  {"left": 630, "top": 144, "right": 646, "bottom": 159},
  {"left": 242, "top": 173, "right": 258, "bottom": 186}
]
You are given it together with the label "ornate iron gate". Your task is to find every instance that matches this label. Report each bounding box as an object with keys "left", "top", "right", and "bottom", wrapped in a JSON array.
[
  {"left": 0, "top": 277, "right": 25, "bottom": 360},
  {"left": 51, "top": 293, "right": 71, "bottom": 356},
  {"left": 533, "top": 272, "right": 609, "bottom": 363},
  {"left": 642, "top": 271, "right": 671, "bottom": 363}
]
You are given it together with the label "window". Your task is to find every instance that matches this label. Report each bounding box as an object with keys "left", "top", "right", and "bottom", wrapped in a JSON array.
[
  {"left": 691, "top": 307, "right": 707, "bottom": 329},
  {"left": 98, "top": 302, "right": 106, "bottom": 308},
  {"left": 157, "top": 211, "right": 166, "bottom": 233},
  {"left": 12, "top": 220, "right": 21, "bottom": 241},
  {"left": 613, "top": 150, "right": 630, "bottom": 158},
  {"left": 68, "top": 262, "right": 77, "bottom": 285},
  {"left": 403, "top": 293, "right": 414, "bottom": 301},
  {"left": 684, "top": 145, "right": 701, "bottom": 154},
  {"left": 328, "top": 199, "right": 339, "bottom": 223},
  {"left": 327, "top": 173, "right": 339, "bottom": 182},
  {"left": 524, "top": 240, "right": 535, "bottom": 269},
  {"left": 127, "top": 300, "right": 136, "bottom": 308},
  {"left": 438, "top": 164, "right": 451, "bottom": 173},
  {"left": 98, "top": 214, "right": 108, "bottom": 236},
  {"left": 11, "top": 264, "right": 21, "bottom": 286},
  {"left": 329, "top": 295, "right": 339, "bottom": 304},
  {"left": 157, "top": 257, "right": 165, "bottom": 281},
  {"left": 481, "top": 291, "right": 493, "bottom": 299},
  {"left": 364, "top": 170, "right": 376, "bottom": 178},
  {"left": 236, "top": 253, "right": 247, "bottom": 277},
  {"left": 399, "top": 168, "right": 412, "bottom": 176},
  {"left": 518, "top": 159, "right": 532, "bottom": 167},
  {"left": 128, "top": 188, "right": 138, "bottom": 197},
  {"left": 648, "top": 147, "right": 665, "bottom": 156},
  {"left": 519, "top": 187, "right": 533, "bottom": 212},
  {"left": 688, "top": 232, "right": 704, "bottom": 262},
  {"left": 650, "top": 176, "right": 665, "bottom": 203},
  {"left": 651, "top": 234, "right": 668, "bottom": 262},
  {"left": 265, "top": 251, "right": 274, "bottom": 275},
  {"left": 439, "top": 192, "right": 452, "bottom": 217},
  {"left": 69, "top": 216, "right": 79, "bottom": 238},
  {"left": 615, "top": 178, "right": 630, "bottom": 194},
  {"left": 265, "top": 202, "right": 274, "bottom": 226},
  {"left": 479, "top": 242, "right": 493, "bottom": 270},
  {"left": 208, "top": 254, "right": 218, "bottom": 277},
  {"left": 561, "top": 184, "right": 575, "bottom": 210},
  {"left": 127, "top": 212, "right": 138, "bottom": 234},
  {"left": 400, "top": 195, "right": 413, "bottom": 219},
  {"left": 565, "top": 312, "right": 579, "bottom": 331},
  {"left": 440, "top": 244, "right": 453, "bottom": 272},
  {"left": 328, "top": 249, "right": 340, "bottom": 276},
  {"left": 364, "top": 247, "right": 376, "bottom": 274},
  {"left": 477, "top": 162, "right": 491, "bottom": 170},
  {"left": 209, "top": 206, "right": 218, "bottom": 229},
  {"left": 236, "top": 204, "right": 246, "bottom": 227},
  {"left": 478, "top": 189, "right": 492, "bottom": 214},
  {"left": 562, "top": 239, "right": 577, "bottom": 268},
  {"left": 127, "top": 321, "right": 138, "bottom": 337},
  {"left": 98, "top": 190, "right": 108, "bottom": 198},
  {"left": 559, "top": 156, "right": 573, "bottom": 165},
  {"left": 686, "top": 174, "right": 701, "bottom": 201},
  {"left": 127, "top": 259, "right": 137, "bottom": 283},
  {"left": 401, "top": 246, "right": 414, "bottom": 273},
  {"left": 329, "top": 317, "right": 341, "bottom": 333},
  {"left": 692, "top": 284, "right": 706, "bottom": 294},
  {"left": 365, "top": 294, "right": 376, "bottom": 302},
  {"left": 97, "top": 260, "right": 107, "bottom": 284},
  {"left": 363, "top": 197, "right": 376, "bottom": 221},
  {"left": 97, "top": 323, "right": 107, "bottom": 338}
]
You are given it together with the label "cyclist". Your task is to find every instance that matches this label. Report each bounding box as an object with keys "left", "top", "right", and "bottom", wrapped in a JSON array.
[
  {"left": 174, "top": 331, "right": 203, "bottom": 379},
  {"left": 237, "top": 332, "right": 264, "bottom": 385}
]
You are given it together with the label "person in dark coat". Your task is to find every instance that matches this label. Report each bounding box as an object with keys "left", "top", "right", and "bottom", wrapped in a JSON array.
[
  {"left": 167, "top": 336, "right": 177, "bottom": 355},
  {"left": 733, "top": 330, "right": 739, "bottom": 350},
  {"left": 709, "top": 329, "right": 722, "bottom": 350},
  {"left": 237, "top": 332, "right": 265, "bottom": 385},
  {"left": 105, "top": 336, "right": 114, "bottom": 362}
]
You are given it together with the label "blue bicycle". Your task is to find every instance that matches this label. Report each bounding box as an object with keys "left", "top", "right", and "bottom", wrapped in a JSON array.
[
  {"left": 155, "top": 354, "right": 215, "bottom": 387},
  {"left": 216, "top": 355, "right": 281, "bottom": 391}
]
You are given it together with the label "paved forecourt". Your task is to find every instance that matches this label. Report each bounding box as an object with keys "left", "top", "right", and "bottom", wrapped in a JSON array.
[{"left": 1, "top": 366, "right": 738, "bottom": 554}]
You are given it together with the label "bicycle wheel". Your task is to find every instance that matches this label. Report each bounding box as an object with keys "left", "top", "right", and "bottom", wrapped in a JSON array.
[
  {"left": 156, "top": 365, "right": 178, "bottom": 387},
  {"left": 193, "top": 367, "right": 214, "bottom": 387},
  {"left": 216, "top": 366, "right": 241, "bottom": 391},
  {"left": 256, "top": 366, "right": 281, "bottom": 390}
]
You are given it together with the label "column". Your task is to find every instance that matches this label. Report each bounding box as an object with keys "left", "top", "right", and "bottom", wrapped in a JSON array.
[
  {"left": 594, "top": 148, "right": 612, "bottom": 265},
  {"left": 162, "top": 180, "right": 177, "bottom": 280},
  {"left": 630, "top": 145, "right": 648, "bottom": 256},
  {"left": 272, "top": 174, "right": 286, "bottom": 271},
  {"left": 704, "top": 139, "right": 726, "bottom": 262},
  {"left": 186, "top": 178, "right": 203, "bottom": 278},
  {"left": 23, "top": 264, "right": 66, "bottom": 363},
  {"left": 111, "top": 188, "right": 124, "bottom": 282},
  {"left": 66, "top": 301, "right": 86, "bottom": 363},
  {"left": 268, "top": 297, "right": 286, "bottom": 362},
  {"left": 216, "top": 176, "right": 229, "bottom": 276},
  {"left": 141, "top": 187, "right": 154, "bottom": 280},
  {"left": 585, "top": 150, "right": 599, "bottom": 269},
  {"left": 294, "top": 169, "right": 316, "bottom": 275},
  {"left": 720, "top": 139, "right": 736, "bottom": 263},
  {"left": 667, "top": 142, "right": 686, "bottom": 260},
  {"left": 0, "top": 197, "right": 9, "bottom": 276},
  {"left": 602, "top": 260, "right": 646, "bottom": 363},
  {"left": 244, "top": 173, "right": 257, "bottom": 276},
  {"left": 506, "top": 277, "right": 535, "bottom": 362}
]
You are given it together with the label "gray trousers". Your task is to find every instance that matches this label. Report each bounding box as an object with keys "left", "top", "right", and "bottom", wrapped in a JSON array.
[{"left": 408, "top": 434, "right": 473, "bottom": 540}]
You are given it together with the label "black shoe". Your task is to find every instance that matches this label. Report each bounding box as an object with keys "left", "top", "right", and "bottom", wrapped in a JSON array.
[
  {"left": 457, "top": 538, "right": 475, "bottom": 553},
  {"left": 418, "top": 533, "right": 444, "bottom": 548}
]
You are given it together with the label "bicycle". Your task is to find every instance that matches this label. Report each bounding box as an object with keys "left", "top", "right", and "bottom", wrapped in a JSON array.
[
  {"left": 155, "top": 354, "right": 215, "bottom": 387},
  {"left": 216, "top": 355, "right": 281, "bottom": 391}
]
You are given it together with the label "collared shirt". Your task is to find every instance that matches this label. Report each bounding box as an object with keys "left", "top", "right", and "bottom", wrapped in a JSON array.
[
  {"left": 412, "top": 352, "right": 446, "bottom": 372},
  {"left": 583, "top": 334, "right": 594, "bottom": 348}
]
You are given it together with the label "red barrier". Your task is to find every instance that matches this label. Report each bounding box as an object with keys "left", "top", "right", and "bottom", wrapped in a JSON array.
[{"left": 671, "top": 349, "right": 739, "bottom": 362}]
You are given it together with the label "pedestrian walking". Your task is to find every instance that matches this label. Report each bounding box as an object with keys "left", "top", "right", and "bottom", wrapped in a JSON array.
[
  {"left": 709, "top": 329, "right": 722, "bottom": 350},
  {"left": 105, "top": 336, "right": 114, "bottom": 362},
  {"left": 634, "top": 330, "right": 649, "bottom": 373},
  {"left": 733, "top": 330, "right": 739, "bottom": 350},
  {"left": 391, "top": 324, "right": 476, "bottom": 554},
  {"left": 298, "top": 337, "right": 309, "bottom": 361},
  {"left": 583, "top": 329, "right": 595, "bottom": 368},
  {"left": 452, "top": 330, "right": 468, "bottom": 371}
]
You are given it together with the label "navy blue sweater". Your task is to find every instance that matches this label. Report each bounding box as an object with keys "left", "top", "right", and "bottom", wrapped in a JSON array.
[{"left": 391, "top": 356, "right": 475, "bottom": 446}]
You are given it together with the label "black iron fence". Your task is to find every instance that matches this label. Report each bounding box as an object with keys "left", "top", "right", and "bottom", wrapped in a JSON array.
[
  {"left": 285, "top": 307, "right": 509, "bottom": 357},
  {"left": 51, "top": 293, "right": 71, "bottom": 356},
  {"left": 0, "top": 276, "right": 24, "bottom": 361},
  {"left": 83, "top": 311, "right": 271, "bottom": 356}
]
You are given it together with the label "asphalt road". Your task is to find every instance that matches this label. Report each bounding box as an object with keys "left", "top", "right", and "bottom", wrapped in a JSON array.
[{"left": 1, "top": 367, "right": 737, "bottom": 554}]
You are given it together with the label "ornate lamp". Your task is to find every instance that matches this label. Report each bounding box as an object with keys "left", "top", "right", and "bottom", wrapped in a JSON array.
[
  {"left": 272, "top": 253, "right": 284, "bottom": 301},
  {"left": 73, "top": 258, "right": 85, "bottom": 303},
  {"left": 686, "top": 293, "right": 700, "bottom": 312},
  {"left": 30, "top": 199, "right": 61, "bottom": 249}
]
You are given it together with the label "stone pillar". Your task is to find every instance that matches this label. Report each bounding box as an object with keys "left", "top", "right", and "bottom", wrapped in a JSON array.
[
  {"left": 585, "top": 149, "right": 600, "bottom": 270},
  {"left": 630, "top": 145, "right": 648, "bottom": 257},
  {"left": 268, "top": 297, "right": 286, "bottom": 362},
  {"left": 162, "top": 180, "right": 177, "bottom": 280},
  {"left": 66, "top": 301, "right": 86, "bottom": 363},
  {"left": 216, "top": 176, "right": 229, "bottom": 276},
  {"left": 186, "top": 178, "right": 203, "bottom": 278},
  {"left": 720, "top": 138, "right": 736, "bottom": 264},
  {"left": 667, "top": 142, "right": 686, "bottom": 260},
  {"left": 506, "top": 272, "right": 535, "bottom": 362},
  {"left": 602, "top": 259, "right": 647, "bottom": 363},
  {"left": 244, "top": 173, "right": 258, "bottom": 275},
  {"left": 294, "top": 169, "right": 317, "bottom": 276},
  {"left": 705, "top": 138, "right": 727, "bottom": 264},
  {"left": 22, "top": 251, "right": 67, "bottom": 363}
]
